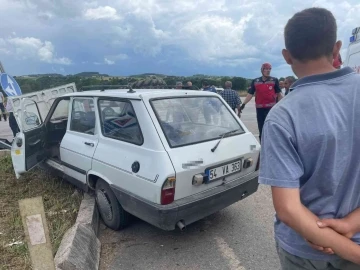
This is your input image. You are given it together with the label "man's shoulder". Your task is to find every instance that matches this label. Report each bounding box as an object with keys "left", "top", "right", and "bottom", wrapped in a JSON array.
[
  {"left": 266, "top": 99, "right": 296, "bottom": 126},
  {"left": 267, "top": 76, "right": 278, "bottom": 83},
  {"left": 231, "top": 89, "right": 239, "bottom": 95}
]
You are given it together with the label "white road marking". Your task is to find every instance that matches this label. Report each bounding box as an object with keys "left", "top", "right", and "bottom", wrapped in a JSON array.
[{"left": 215, "top": 236, "right": 246, "bottom": 270}]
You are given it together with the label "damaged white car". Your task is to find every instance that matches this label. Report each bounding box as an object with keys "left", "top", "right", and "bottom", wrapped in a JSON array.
[{"left": 11, "top": 87, "right": 260, "bottom": 231}]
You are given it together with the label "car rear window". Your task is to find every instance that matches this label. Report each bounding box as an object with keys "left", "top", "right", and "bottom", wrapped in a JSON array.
[{"left": 151, "top": 96, "right": 244, "bottom": 148}]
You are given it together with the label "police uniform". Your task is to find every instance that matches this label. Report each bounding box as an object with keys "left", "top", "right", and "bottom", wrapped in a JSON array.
[{"left": 248, "top": 76, "right": 281, "bottom": 140}]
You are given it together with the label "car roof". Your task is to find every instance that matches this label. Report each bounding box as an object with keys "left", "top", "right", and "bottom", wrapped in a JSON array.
[{"left": 63, "top": 89, "right": 218, "bottom": 100}]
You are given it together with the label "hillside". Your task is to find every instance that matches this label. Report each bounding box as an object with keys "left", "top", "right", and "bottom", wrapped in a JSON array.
[{"left": 4, "top": 71, "right": 270, "bottom": 95}]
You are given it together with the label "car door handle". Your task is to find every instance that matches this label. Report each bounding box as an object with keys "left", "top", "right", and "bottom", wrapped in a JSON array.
[
  {"left": 84, "top": 142, "right": 94, "bottom": 147},
  {"left": 29, "top": 139, "right": 41, "bottom": 146}
]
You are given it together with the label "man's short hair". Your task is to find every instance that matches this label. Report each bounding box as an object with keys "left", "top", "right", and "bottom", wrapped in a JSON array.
[
  {"left": 225, "top": 81, "right": 232, "bottom": 88},
  {"left": 202, "top": 80, "right": 209, "bottom": 86},
  {"left": 286, "top": 76, "right": 296, "bottom": 83},
  {"left": 176, "top": 81, "right": 183, "bottom": 86},
  {"left": 284, "top": 8, "right": 337, "bottom": 61},
  {"left": 286, "top": 76, "right": 296, "bottom": 87}
]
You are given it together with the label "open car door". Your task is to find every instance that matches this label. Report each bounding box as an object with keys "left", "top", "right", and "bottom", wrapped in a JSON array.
[{"left": 11, "top": 98, "right": 47, "bottom": 179}]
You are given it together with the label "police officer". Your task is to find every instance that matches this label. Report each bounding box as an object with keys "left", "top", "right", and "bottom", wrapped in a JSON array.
[{"left": 240, "top": 62, "right": 282, "bottom": 142}]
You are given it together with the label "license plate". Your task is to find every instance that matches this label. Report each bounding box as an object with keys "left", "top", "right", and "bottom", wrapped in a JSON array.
[{"left": 206, "top": 159, "right": 242, "bottom": 182}]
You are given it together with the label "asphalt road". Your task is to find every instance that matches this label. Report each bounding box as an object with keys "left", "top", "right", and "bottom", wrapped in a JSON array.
[{"left": 99, "top": 99, "right": 280, "bottom": 270}]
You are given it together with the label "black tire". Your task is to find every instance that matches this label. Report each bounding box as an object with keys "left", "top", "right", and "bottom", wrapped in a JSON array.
[{"left": 95, "top": 179, "right": 130, "bottom": 230}]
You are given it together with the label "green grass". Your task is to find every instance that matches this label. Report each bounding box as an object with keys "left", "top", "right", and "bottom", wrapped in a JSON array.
[{"left": 0, "top": 155, "right": 83, "bottom": 270}]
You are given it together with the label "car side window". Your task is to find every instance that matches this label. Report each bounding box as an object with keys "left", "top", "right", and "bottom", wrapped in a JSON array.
[
  {"left": 70, "top": 98, "right": 96, "bottom": 135},
  {"left": 98, "top": 99, "right": 143, "bottom": 145},
  {"left": 50, "top": 99, "right": 70, "bottom": 121}
]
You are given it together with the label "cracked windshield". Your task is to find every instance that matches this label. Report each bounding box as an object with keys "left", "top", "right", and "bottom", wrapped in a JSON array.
[{"left": 152, "top": 97, "right": 243, "bottom": 147}]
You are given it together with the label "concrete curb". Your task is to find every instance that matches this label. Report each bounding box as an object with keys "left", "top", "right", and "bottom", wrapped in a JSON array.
[{"left": 54, "top": 193, "right": 101, "bottom": 270}]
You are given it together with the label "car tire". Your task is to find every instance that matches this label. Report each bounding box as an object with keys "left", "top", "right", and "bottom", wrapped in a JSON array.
[{"left": 95, "top": 179, "right": 130, "bottom": 230}]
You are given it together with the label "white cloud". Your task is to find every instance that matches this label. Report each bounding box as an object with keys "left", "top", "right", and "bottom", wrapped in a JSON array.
[
  {"left": 84, "top": 6, "right": 120, "bottom": 20},
  {"left": 101, "top": 54, "right": 128, "bottom": 65},
  {"left": 176, "top": 14, "right": 257, "bottom": 64},
  {"left": 0, "top": 0, "right": 359, "bottom": 76},
  {"left": 104, "top": 58, "right": 115, "bottom": 65},
  {"left": 2, "top": 37, "right": 71, "bottom": 65}
]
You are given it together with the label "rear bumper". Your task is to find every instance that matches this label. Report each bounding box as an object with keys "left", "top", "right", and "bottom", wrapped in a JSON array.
[{"left": 111, "top": 171, "right": 259, "bottom": 231}]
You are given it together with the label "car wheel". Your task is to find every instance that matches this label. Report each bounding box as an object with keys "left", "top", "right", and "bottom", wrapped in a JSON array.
[{"left": 95, "top": 179, "right": 130, "bottom": 230}]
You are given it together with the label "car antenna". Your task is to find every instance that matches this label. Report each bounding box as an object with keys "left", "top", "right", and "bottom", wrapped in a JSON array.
[{"left": 127, "top": 85, "right": 136, "bottom": 93}]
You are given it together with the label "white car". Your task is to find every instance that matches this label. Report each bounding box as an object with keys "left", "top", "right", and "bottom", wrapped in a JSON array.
[{"left": 11, "top": 88, "right": 260, "bottom": 231}]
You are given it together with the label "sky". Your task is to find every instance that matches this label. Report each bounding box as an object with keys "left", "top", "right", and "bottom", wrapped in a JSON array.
[{"left": 0, "top": 0, "right": 359, "bottom": 78}]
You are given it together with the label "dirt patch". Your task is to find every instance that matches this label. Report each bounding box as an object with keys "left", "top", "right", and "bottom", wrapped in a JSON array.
[{"left": 0, "top": 155, "right": 83, "bottom": 270}]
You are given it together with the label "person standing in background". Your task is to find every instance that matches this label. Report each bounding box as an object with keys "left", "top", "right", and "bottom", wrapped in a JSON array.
[
  {"left": 284, "top": 76, "right": 296, "bottom": 96},
  {"left": 202, "top": 81, "right": 217, "bottom": 93},
  {"left": 240, "top": 62, "right": 283, "bottom": 142},
  {"left": 0, "top": 91, "right": 7, "bottom": 121},
  {"left": 279, "top": 80, "right": 286, "bottom": 96},
  {"left": 5, "top": 100, "right": 19, "bottom": 138},
  {"left": 220, "top": 81, "right": 241, "bottom": 117},
  {"left": 183, "top": 81, "right": 196, "bottom": 90},
  {"left": 175, "top": 82, "right": 183, "bottom": 89}
]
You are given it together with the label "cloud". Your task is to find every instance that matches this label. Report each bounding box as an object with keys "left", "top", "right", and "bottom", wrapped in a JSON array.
[
  {"left": 2, "top": 37, "right": 72, "bottom": 65},
  {"left": 114, "top": 54, "right": 129, "bottom": 60},
  {"left": 176, "top": 14, "right": 257, "bottom": 64},
  {"left": 17, "top": 0, "right": 94, "bottom": 19},
  {"left": 104, "top": 58, "right": 115, "bottom": 65},
  {"left": 99, "top": 54, "right": 129, "bottom": 65},
  {"left": 84, "top": 6, "right": 120, "bottom": 20},
  {"left": 0, "top": 0, "right": 359, "bottom": 77}
]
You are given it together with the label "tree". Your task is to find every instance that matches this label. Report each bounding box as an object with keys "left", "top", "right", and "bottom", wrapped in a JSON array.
[{"left": 232, "top": 77, "right": 247, "bottom": 90}]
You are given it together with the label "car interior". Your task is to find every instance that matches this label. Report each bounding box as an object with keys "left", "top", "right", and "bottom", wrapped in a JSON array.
[{"left": 45, "top": 98, "right": 70, "bottom": 161}]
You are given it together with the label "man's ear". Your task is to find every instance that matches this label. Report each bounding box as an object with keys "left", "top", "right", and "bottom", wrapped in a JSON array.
[
  {"left": 282, "top": 49, "right": 292, "bottom": 65},
  {"left": 333, "top": 40, "right": 342, "bottom": 59}
]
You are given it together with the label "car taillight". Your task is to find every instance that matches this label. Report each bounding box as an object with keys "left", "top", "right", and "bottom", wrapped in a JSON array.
[
  {"left": 161, "top": 177, "right": 176, "bottom": 205},
  {"left": 255, "top": 154, "right": 260, "bottom": 171}
]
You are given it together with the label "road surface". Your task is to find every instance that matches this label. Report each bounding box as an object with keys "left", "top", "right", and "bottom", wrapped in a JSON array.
[{"left": 99, "top": 99, "right": 281, "bottom": 270}]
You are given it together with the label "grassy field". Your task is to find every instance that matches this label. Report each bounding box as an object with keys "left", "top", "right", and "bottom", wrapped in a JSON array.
[
  {"left": 0, "top": 155, "right": 82, "bottom": 270},
  {"left": 238, "top": 90, "right": 248, "bottom": 97}
]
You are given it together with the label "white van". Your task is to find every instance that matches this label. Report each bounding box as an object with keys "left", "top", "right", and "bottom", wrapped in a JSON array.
[
  {"left": 11, "top": 88, "right": 260, "bottom": 231},
  {"left": 344, "top": 26, "right": 360, "bottom": 73}
]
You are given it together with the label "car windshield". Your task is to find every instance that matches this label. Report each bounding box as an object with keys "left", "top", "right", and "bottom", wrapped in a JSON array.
[{"left": 151, "top": 96, "right": 244, "bottom": 147}]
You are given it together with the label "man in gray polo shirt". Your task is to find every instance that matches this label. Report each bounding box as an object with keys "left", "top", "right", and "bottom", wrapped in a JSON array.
[{"left": 259, "top": 7, "right": 360, "bottom": 269}]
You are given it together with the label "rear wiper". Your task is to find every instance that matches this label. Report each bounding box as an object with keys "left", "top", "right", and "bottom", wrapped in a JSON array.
[{"left": 211, "top": 129, "right": 241, "bottom": 153}]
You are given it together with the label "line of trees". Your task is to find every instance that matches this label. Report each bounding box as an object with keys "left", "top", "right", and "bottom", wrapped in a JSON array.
[{"left": 12, "top": 75, "right": 252, "bottom": 94}]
